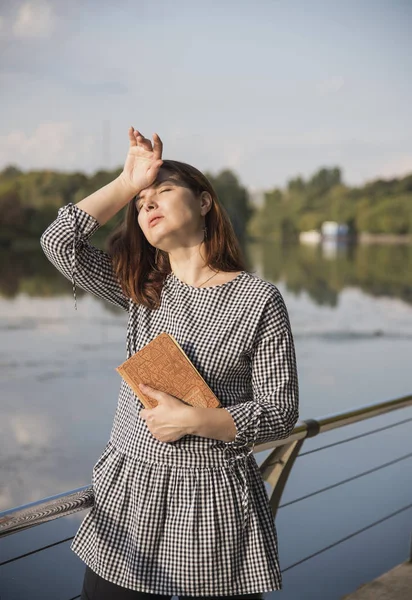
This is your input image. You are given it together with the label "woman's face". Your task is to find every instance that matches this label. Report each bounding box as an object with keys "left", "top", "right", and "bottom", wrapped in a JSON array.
[{"left": 136, "top": 169, "right": 208, "bottom": 250}]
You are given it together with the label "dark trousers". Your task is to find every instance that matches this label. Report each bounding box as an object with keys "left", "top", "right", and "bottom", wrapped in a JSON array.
[{"left": 81, "top": 565, "right": 264, "bottom": 600}]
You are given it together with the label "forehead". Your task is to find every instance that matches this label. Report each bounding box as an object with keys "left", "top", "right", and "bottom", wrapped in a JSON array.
[{"left": 136, "top": 171, "right": 182, "bottom": 198}]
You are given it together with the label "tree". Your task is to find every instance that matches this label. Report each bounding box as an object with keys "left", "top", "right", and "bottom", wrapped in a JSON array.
[
  {"left": 307, "top": 167, "right": 342, "bottom": 199},
  {"left": 0, "top": 190, "right": 28, "bottom": 243},
  {"left": 1, "top": 165, "right": 22, "bottom": 179},
  {"left": 287, "top": 176, "right": 305, "bottom": 194},
  {"left": 206, "top": 169, "right": 253, "bottom": 244}
]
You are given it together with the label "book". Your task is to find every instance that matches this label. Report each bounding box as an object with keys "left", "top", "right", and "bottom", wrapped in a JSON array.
[{"left": 116, "top": 332, "right": 221, "bottom": 409}]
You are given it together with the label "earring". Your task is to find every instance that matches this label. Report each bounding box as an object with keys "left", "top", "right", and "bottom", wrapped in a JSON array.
[
  {"left": 203, "top": 226, "right": 208, "bottom": 241},
  {"left": 155, "top": 248, "right": 159, "bottom": 265}
]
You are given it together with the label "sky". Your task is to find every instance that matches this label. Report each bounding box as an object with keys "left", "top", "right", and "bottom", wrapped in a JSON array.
[{"left": 0, "top": 0, "right": 411, "bottom": 192}]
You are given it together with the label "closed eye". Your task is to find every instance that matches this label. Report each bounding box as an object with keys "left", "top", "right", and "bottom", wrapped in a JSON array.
[{"left": 137, "top": 188, "right": 172, "bottom": 212}]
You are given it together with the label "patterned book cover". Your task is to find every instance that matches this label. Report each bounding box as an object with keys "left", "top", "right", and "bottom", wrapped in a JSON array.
[{"left": 116, "top": 332, "right": 221, "bottom": 409}]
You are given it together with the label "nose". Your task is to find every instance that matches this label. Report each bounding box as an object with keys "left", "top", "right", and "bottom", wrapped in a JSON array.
[{"left": 143, "top": 199, "right": 158, "bottom": 212}]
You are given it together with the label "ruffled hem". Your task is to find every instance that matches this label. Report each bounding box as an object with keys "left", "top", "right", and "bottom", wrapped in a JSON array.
[{"left": 70, "top": 440, "right": 282, "bottom": 595}]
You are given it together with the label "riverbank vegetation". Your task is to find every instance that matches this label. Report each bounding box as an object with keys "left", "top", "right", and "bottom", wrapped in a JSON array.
[
  {"left": 0, "top": 165, "right": 251, "bottom": 248},
  {"left": 1, "top": 164, "right": 411, "bottom": 247},
  {"left": 248, "top": 167, "right": 412, "bottom": 242}
]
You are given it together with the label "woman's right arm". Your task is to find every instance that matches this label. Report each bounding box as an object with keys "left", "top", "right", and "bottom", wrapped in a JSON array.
[
  {"left": 75, "top": 175, "right": 137, "bottom": 226},
  {"left": 40, "top": 127, "right": 164, "bottom": 310},
  {"left": 40, "top": 183, "right": 133, "bottom": 311}
]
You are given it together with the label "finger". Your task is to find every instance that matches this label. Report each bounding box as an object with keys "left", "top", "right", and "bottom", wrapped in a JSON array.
[
  {"left": 140, "top": 383, "right": 168, "bottom": 404},
  {"left": 139, "top": 383, "right": 157, "bottom": 396},
  {"left": 152, "top": 133, "right": 163, "bottom": 159},
  {"left": 128, "top": 126, "right": 137, "bottom": 147},
  {"left": 134, "top": 132, "right": 153, "bottom": 152}
]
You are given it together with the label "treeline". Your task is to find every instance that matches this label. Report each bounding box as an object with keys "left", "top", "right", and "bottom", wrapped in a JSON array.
[
  {"left": 1, "top": 164, "right": 412, "bottom": 247},
  {"left": 0, "top": 165, "right": 252, "bottom": 248},
  {"left": 249, "top": 167, "right": 412, "bottom": 241}
]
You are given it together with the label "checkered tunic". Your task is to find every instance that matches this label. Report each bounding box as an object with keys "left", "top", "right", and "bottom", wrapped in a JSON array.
[{"left": 40, "top": 203, "right": 299, "bottom": 597}]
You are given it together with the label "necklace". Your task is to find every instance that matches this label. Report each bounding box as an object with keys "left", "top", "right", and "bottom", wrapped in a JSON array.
[
  {"left": 172, "top": 269, "right": 220, "bottom": 288},
  {"left": 197, "top": 269, "right": 220, "bottom": 287}
]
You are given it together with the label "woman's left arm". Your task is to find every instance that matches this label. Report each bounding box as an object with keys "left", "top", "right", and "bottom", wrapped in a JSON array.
[
  {"left": 191, "top": 289, "right": 299, "bottom": 449},
  {"left": 222, "top": 325, "right": 299, "bottom": 451}
]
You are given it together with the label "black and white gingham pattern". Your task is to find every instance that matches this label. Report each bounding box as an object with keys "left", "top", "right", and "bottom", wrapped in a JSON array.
[
  {"left": 40, "top": 203, "right": 130, "bottom": 312},
  {"left": 40, "top": 203, "right": 300, "bottom": 597}
]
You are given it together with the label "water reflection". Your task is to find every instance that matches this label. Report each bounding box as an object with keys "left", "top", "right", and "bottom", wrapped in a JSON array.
[
  {"left": 250, "top": 240, "right": 412, "bottom": 307},
  {"left": 1, "top": 240, "right": 412, "bottom": 308},
  {"left": 0, "top": 246, "right": 128, "bottom": 315}
]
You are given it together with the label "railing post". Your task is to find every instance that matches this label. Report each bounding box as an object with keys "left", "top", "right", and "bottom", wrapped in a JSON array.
[{"left": 259, "top": 419, "right": 320, "bottom": 520}]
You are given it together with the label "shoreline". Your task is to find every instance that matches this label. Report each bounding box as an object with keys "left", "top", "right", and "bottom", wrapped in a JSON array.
[{"left": 358, "top": 233, "right": 412, "bottom": 245}]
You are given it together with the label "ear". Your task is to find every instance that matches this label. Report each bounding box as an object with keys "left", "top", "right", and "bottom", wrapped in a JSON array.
[{"left": 200, "top": 192, "right": 212, "bottom": 215}]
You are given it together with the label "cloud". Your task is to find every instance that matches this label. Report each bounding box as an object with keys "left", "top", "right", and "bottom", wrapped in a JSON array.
[
  {"left": 0, "top": 122, "right": 97, "bottom": 171},
  {"left": 12, "top": 0, "right": 56, "bottom": 38},
  {"left": 316, "top": 76, "right": 345, "bottom": 96},
  {"left": 0, "top": 122, "right": 72, "bottom": 162}
]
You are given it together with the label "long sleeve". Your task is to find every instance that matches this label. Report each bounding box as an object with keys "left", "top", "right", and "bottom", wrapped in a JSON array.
[
  {"left": 40, "top": 202, "right": 129, "bottom": 311},
  {"left": 224, "top": 326, "right": 299, "bottom": 452},
  {"left": 222, "top": 285, "right": 299, "bottom": 455},
  {"left": 221, "top": 288, "right": 299, "bottom": 529}
]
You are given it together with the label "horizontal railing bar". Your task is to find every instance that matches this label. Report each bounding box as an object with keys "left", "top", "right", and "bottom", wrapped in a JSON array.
[
  {"left": 279, "top": 450, "right": 412, "bottom": 509},
  {"left": 1, "top": 393, "right": 411, "bottom": 538},
  {"left": 297, "top": 415, "right": 412, "bottom": 457},
  {"left": 281, "top": 501, "right": 412, "bottom": 573},
  {"left": 256, "top": 392, "right": 412, "bottom": 453},
  {"left": 0, "top": 487, "right": 93, "bottom": 538}
]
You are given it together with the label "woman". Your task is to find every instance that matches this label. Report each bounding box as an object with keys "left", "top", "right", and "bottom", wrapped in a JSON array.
[{"left": 40, "top": 127, "right": 299, "bottom": 600}]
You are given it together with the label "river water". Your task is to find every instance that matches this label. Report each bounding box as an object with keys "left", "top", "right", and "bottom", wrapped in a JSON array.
[{"left": 1, "top": 239, "right": 411, "bottom": 599}]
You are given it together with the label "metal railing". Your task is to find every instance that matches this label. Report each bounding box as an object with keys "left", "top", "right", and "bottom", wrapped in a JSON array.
[
  {"left": 1, "top": 392, "right": 412, "bottom": 596},
  {"left": 2, "top": 392, "right": 411, "bottom": 537}
]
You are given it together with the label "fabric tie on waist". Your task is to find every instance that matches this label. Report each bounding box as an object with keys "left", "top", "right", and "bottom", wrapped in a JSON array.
[
  {"left": 222, "top": 401, "right": 264, "bottom": 531},
  {"left": 222, "top": 446, "right": 253, "bottom": 531}
]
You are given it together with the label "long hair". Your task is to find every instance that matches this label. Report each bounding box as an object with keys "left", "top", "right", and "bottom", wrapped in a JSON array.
[{"left": 107, "top": 159, "right": 247, "bottom": 309}]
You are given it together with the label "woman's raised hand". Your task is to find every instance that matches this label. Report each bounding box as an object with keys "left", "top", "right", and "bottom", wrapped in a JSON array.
[{"left": 119, "top": 127, "right": 164, "bottom": 194}]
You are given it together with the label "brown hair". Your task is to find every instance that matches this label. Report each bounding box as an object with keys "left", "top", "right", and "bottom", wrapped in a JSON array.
[{"left": 107, "top": 159, "right": 247, "bottom": 309}]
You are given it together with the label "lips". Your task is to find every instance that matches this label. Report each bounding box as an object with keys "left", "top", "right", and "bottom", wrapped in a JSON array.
[{"left": 149, "top": 216, "right": 163, "bottom": 227}]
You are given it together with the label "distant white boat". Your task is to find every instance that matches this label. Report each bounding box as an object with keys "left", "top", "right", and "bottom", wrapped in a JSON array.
[
  {"left": 299, "top": 230, "right": 322, "bottom": 244},
  {"left": 321, "top": 221, "right": 349, "bottom": 239}
]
